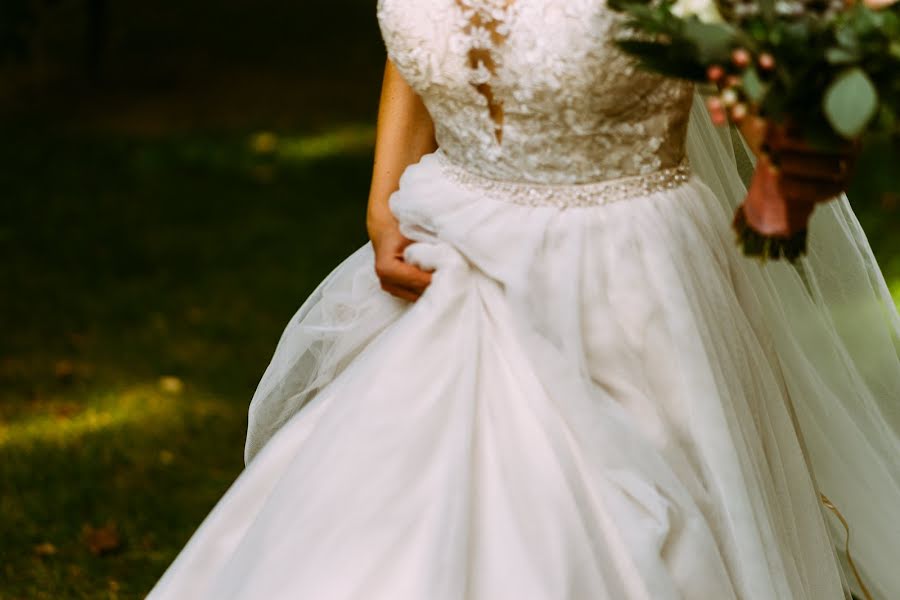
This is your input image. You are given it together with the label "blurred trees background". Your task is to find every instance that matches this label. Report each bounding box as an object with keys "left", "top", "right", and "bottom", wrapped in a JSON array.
[
  {"left": 1, "top": 2, "right": 386, "bottom": 598},
  {"left": 0, "top": 0, "right": 385, "bottom": 129},
  {"left": 0, "top": 2, "right": 897, "bottom": 599},
  {"left": 0, "top": 0, "right": 110, "bottom": 83}
]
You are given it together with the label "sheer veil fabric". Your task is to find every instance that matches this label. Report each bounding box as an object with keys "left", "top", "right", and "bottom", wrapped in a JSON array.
[
  {"left": 684, "top": 93, "right": 900, "bottom": 599},
  {"left": 147, "top": 0, "right": 900, "bottom": 596}
]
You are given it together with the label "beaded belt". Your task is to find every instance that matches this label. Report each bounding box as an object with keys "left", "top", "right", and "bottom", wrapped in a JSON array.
[{"left": 435, "top": 150, "right": 692, "bottom": 208}]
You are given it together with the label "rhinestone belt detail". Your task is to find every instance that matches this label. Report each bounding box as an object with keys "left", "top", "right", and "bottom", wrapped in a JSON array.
[{"left": 435, "top": 150, "right": 692, "bottom": 208}]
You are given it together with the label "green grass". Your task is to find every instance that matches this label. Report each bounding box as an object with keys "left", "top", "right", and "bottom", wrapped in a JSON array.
[
  {"left": 0, "top": 125, "right": 376, "bottom": 598},
  {"left": 0, "top": 3, "right": 390, "bottom": 594}
]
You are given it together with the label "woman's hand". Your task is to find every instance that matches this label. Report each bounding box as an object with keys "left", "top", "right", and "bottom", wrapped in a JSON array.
[
  {"left": 369, "top": 216, "right": 433, "bottom": 303},
  {"left": 735, "top": 115, "right": 857, "bottom": 240},
  {"left": 365, "top": 59, "right": 438, "bottom": 303},
  {"left": 739, "top": 115, "right": 855, "bottom": 205}
]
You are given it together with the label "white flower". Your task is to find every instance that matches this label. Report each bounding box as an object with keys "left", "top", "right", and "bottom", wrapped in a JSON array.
[{"left": 670, "top": 0, "right": 724, "bottom": 23}]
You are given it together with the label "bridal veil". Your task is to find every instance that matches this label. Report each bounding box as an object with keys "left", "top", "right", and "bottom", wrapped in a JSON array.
[{"left": 686, "top": 91, "right": 900, "bottom": 599}]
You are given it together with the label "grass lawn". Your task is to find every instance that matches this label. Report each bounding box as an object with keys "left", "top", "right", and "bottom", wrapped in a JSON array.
[{"left": 0, "top": 122, "right": 378, "bottom": 598}]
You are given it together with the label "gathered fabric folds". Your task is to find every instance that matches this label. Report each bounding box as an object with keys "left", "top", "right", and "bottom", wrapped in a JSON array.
[{"left": 147, "top": 98, "right": 900, "bottom": 600}]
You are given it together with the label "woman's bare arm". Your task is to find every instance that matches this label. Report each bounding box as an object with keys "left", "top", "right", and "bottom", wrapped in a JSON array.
[{"left": 366, "top": 59, "right": 438, "bottom": 302}]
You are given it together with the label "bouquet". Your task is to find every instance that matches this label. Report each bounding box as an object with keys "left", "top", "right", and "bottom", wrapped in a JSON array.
[{"left": 609, "top": 0, "right": 900, "bottom": 260}]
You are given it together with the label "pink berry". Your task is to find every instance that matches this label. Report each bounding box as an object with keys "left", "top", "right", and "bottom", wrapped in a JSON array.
[
  {"left": 731, "top": 48, "right": 751, "bottom": 69},
  {"left": 706, "top": 97, "right": 728, "bottom": 126},
  {"left": 707, "top": 65, "right": 725, "bottom": 83},
  {"left": 725, "top": 75, "right": 742, "bottom": 89},
  {"left": 731, "top": 103, "right": 748, "bottom": 122},
  {"left": 758, "top": 53, "right": 775, "bottom": 70},
  {"left": 710, "top": 107, "right": 728, "bottom": 126}
]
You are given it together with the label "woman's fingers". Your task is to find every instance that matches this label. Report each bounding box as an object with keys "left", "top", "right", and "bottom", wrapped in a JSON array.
[
  {"left": 376, "top": 257, "right": 432, "bottom": 292},
  {"left": 777, "top": 152, "right": 852, "bottom": 183},
  {"left": 764, "top": 127, "right": 855, "bottom": 201},
  {"left": 763, "top": 121, "right": 856, "bottom": 181},
  {"left": 738, "top": 115, "right": 768, "bottom": 157},
  {"left": 387, "top": 257, "right": 433, "bottom": 290},
  {"left": 778, "top": 175, "right": 845, "bottom": 204},
  {"left": 374, "top": 254, "right": 433, "bottom": 302},
  {"left": 765, "top": 125, "right": 854, "bottom": 155},
  {"left": 739, "top": 118, "right": 855, "bottom": 207},
  {"left": 380, "top": 282, "right": 422, "bottom": 303},
  {"left": 370, "top": 218, "right": 434, "bottom": 302}
]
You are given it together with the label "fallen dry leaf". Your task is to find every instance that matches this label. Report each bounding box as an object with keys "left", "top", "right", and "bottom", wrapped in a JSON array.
[
  {"left": 66, "top": 331, "right": 90, "bottom": 348},
  {"left": 158, "top": 376, "right": 184, "bottom": 395},
  {"left": 51, "top": 359, "right": 95, "bottom": 383},
  {"left": 54, "top": 359, "right": 75, "bottom": 383},
  {"left": 52, "top": 403, "right": 81, "bottom": 420},
  {"left": 251, "top": 131, "right": 279, "bottom": 154},
  {"left": 186, "top": 306, "right": 207, "bottom": 323},
  {"left": 82, "top": 522, "right": 122, "bottom": 556},
  {"left": 33, "top": 542, "right": 57, "bottom": 556}
]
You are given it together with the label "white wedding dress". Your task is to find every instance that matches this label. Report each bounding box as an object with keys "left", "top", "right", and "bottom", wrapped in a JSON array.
[{"left": 148, "top": 1, "right": 900, "bottom": 598}]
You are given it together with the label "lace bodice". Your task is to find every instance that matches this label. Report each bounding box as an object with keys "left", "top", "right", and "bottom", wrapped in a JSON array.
[{"left": 377, "top": 0, "right": 694, "bottom": 185}]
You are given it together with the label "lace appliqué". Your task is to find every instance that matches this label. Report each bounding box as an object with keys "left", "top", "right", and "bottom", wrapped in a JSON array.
[
  {"left": 453, "top": 0, "right": 517, "bottom": 143},
  {"left": 436, "top": 149, "right": 692, "bottom": 208},
  {"left": 377, "top": 0, "right": 696, "bottom": 185}
]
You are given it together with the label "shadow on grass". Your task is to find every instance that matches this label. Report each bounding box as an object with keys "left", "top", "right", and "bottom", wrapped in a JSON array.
[{"left": 0, "top": 127, "right": 375, "bottom": 598}]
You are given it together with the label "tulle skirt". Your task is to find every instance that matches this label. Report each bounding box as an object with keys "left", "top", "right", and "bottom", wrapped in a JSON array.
[{"left": 147, "top": 100, "right": 900, "bottom": 600}]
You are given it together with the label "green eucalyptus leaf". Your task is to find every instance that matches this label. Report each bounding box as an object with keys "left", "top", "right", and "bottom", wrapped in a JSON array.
[
  {"left": 852, "top": 7, "right": 880, "bottom": 34},
  {"left": 802, "top": 122, "right": 846, "bottom": 151},
  {"left": 890, "top": 41, "right": 900, "bottom": 60},
  {"left": 835, "top": 25, "right": 859, "bottom": 50},
  {"left": 747, "top": 20, "right": 768, "bottom": 42},
  {"left": 682, "top": 20, "right": 735, "bottom": 63},
  {"left": 780, "top": 21, "right": 810, "bottom": 46},
  {"left": 615, "top": 40, "right": 707, "bottom": 80},
  {"left": 825, "top": 47, "right": 859, "bottom": 65},
  {"left": 742, "top": 66, "right": 767, "bottom": 104},
  {"left": 848, "top": 137, "right": 900, "bottom": 210},
  {"left": 823, "top": 67, "right": 879, "bottom": 139},
  {"left": 877, "top": 105, "right": 897, "bottom": 133},
  {"left": 884, "top": 12, "right": 900, "bottom": 34}
]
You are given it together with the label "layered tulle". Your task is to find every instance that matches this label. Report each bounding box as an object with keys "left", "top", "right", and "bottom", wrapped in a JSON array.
[
  {"left": 685, "top": 95, "right": 900, "bottom": 600},
  {"left": 148, "top": 96, "right": 900, "bottom": 600}
]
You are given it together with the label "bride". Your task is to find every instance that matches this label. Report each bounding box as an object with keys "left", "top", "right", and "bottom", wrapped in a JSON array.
[{"left": 148, "top": 0, "right": 900, "bottom": 598}]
